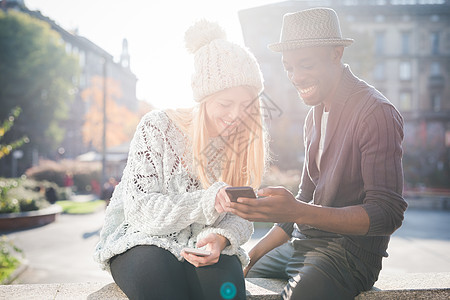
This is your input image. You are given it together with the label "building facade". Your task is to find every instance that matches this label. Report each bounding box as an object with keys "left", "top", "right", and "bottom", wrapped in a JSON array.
[
  {"left": 239, "top": 0, "right": 450, "bottom": 188},
  {"left": 2, "top": 0, "right": 138, "bottom": 160}
]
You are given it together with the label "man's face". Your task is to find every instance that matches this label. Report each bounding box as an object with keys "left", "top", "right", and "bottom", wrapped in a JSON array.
[{"left": 282, "top": 46, "right": 342, "bottom": 107}]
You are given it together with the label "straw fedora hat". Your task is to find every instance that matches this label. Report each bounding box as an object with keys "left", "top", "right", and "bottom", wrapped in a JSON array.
[{"left": 268, "top": 7, "right": 353, "bottom": 52}]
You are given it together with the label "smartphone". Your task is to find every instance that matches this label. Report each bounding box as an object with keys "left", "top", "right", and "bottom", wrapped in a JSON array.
[
  {"left": 182, "top": 247, "right": 211, "bottom": 257},
  {"left": 225, "top": 186, "right": 257, "bottom": 202}
]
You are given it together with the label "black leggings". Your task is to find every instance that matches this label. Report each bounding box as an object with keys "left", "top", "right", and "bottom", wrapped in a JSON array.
[{"left": 110, "top": 245, "right": 246, "bottom": 300}]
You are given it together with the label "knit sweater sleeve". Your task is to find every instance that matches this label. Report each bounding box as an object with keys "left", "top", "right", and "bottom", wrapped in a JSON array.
[
  {"left": 196, "top": 212, "right": 253, "bottom": 256},
  {"left": 358, "top": 104, "right": 407, "bottom": 236},
  {"left": 121, "top": 111, "right": 224, "bottom": 236}
]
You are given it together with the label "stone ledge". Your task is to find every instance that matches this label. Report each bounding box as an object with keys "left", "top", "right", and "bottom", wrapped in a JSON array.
[
  {"left": 0, "top": 272, "right": 449, "bottom": 299},
  {"left": 355, "top": 272, "right": 450, "bottom": 300},
  {"left": 0, "top": 204, "right": 62, "bottom": 231}
]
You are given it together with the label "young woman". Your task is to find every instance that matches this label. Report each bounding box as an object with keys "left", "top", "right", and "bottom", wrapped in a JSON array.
[{"left": 93, "top": 20, "right": 268, "bottom": 300}]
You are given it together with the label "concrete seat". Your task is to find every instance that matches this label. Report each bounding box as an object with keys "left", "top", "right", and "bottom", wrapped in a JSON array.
[{"left": 1, "top": 272, "right": 449, "bottom": 299}]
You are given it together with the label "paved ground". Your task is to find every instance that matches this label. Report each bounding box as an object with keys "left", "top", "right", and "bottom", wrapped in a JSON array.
[
  {"left": 6, "top": 208, "right": 112, "bottom": 284},
  {"left": 4, "top": 201, "right": 450, "bottom": 284}
]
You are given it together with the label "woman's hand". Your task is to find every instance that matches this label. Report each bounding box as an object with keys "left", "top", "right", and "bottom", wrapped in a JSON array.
[
  {"left": 181, "top": 233, "right": 229, "bottom": 267},
  {"left": 214, "top": 186, "right": 231, "bottom": 213}
]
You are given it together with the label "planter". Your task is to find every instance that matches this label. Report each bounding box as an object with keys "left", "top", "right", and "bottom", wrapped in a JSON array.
[{"left": 0, "top": 205, "right": 63, "bottom": 231}]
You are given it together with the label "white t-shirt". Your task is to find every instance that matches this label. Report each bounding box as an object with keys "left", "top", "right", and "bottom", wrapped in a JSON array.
[{"left": 316, "top": 108, "right": 329, "bottom": 170}]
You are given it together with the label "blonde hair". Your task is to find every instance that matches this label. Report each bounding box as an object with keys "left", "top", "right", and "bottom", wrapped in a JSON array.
[{"left": 165, "top": 87, "right": 268, "bottom": 189}]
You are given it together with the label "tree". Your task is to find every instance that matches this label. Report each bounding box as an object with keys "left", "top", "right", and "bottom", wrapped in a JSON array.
[
  {"left": 81, "top": 76, "right": 140, "bottom": 151},
  {"left": 0, "top": 10, "right": 79, "bottom": 175},
  {"left": 0, "top": 107, "right": 28, "bottom": 160}
]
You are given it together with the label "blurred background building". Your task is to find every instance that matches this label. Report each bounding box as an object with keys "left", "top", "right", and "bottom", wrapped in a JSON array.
[
  {"left": 1, "top": 0, "right": 449, "bottom": 189},
  {"left": 1, "top": 0, "right": 140, "bottom": 179},
  {"left": 239, "top": 0, "right": 450, "bottom": 189}
]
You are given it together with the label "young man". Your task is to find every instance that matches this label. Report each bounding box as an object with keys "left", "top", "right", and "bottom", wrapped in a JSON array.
[{"left": 226, "top": 7, "right": 407, "bottom": 299}]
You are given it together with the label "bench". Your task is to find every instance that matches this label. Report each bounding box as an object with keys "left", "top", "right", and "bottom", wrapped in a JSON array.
[{"left": 0, "top": 272, "right": 449, "bottom": 299}]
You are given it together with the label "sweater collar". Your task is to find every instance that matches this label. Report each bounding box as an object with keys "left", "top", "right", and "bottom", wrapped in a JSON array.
[
  {"left": 309, "top": 65, "right": 360, "bottom": 173},
  {"left": 313, "top": 64, "right": 359, "bottom": 114}
]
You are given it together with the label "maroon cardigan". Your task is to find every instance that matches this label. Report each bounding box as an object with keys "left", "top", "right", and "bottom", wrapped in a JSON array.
[{"left": 278, "top": 65, "right": 407, "bottom": 269}]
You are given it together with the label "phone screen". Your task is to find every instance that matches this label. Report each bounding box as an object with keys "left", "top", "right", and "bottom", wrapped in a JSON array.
[
  {"left": 183, "top": 247, "right": 211, "bottom": 256},
  {"left": 225, "top": 186, "right": 256, "bottom": 202}
]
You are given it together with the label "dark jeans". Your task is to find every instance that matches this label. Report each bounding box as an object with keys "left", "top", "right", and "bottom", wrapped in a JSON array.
[
  {"left": 110, "top": 245, "right": 246, "bottom": 300},
  {"left": 247, "top": 238, "right": 380, "bottom": 300}
]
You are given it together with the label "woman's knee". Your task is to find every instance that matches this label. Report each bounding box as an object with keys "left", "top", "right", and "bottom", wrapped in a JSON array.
[
  {"left": 187, "top": 255, "right": 246, "bottom": 300},
  {"left": 110, "top": 245, "right": 189, "bottom": 300}
]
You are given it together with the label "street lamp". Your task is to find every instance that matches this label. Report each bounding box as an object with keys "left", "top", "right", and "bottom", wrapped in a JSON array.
[
  {"left": 12, "top": 149, "right": 23, "bottom": 178},
  {"left": 102, "top": 57, "right": 108, "bottom": 197}
]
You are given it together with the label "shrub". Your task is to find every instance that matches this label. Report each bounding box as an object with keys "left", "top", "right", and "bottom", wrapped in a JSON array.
[
  {"left": 0, "top": 197, "right": 20, "bottom": 214},
  {"left": 0, "top": 179, "right": 20, "bottom": 213},
  {"left": 0, "top": 235, "right": 24, "bottom": 283},
  {"left": 25, "top": 159, "right": 101, "bottom": 193},
  {"left": 0, "top": 178, "right": 65, "bottom": 213}
]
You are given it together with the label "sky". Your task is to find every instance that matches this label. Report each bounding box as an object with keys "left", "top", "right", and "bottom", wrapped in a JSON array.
[{"left": 25, "top": 0, "right": 279, "bottom": 109}]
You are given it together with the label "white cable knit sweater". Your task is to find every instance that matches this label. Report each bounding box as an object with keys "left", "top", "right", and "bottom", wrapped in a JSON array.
[{"left": 93, "top": 110, "right": 253, "bottom": 272}]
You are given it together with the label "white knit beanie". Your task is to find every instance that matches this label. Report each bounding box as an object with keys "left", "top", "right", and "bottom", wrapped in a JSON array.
[{"left": 185, "top": 20, "right": 264, "bottom": 102}]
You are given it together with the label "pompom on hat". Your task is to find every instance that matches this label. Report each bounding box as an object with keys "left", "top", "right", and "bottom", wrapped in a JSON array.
[
  {"left": 268, "top": 7, "right": 353, "bottom": 52},
  {"left": 185, "top": 20, "right": 264, "bottom": 102}
]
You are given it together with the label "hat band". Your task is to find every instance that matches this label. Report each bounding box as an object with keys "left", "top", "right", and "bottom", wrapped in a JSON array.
[{"left": 269, "top": 38, "right": 353, "bottom": 52}]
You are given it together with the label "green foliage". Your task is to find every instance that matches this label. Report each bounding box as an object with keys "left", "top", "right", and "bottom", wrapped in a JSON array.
[
  {"left": 0, "top": 179, "right": 20, "bottom": 213},
  {"left": 0, "top": 178, "right": 65, "bottom": 213},
  {"left": 0, "top": 10, "right": 79, "bottom": 160},
  {"left": 57, "top": 200, "right": 105, "bottom": 214},
  {"left": 0, "top": 197, "right": 20, "bottom": 214},
  {"left": 0, "top": 106, "right": 28, "bottom": 160},
  {"left": 0, "top": 235, "right": 24, "bottom": 283}
]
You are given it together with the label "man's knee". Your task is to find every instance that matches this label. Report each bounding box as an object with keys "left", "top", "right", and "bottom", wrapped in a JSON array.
[
  {"left": 247, "top": 242, "right": 294, "bottom": 279},
  {"left": 282, "top": 266, "right": 355, "bottom": 300}
]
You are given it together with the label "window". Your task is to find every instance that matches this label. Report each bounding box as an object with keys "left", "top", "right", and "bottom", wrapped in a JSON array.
[
  {"left": 346, "top": 15, "right": 355, "bottom": 22},
  {"left": 430, "top": 14, "right": 440, "bottom": 22},
  {"left": 430, "top": 62, "right": 441, "bottom": 76},
  {"left": 431, "top": 32, "right": 439, "bottom": 55},
  {"left": 375, "top": 32, "right": 385, "bottom": 55},
  {"left": 374, "top": 62, "right": 385, "bottom": 81},
  {"left": 401, "top": 32, "right": 411, "bottom": 55},
  {"left": 431, "top": 94, "right": 441, "bottom": 112},
  {"left": 343, "top": 0, "right": 358, "bottom": 5},
  {"left": 375, "top": 15, "right": 385, "bottom": 23},
  {"left": 65, "top": 42, "right": 72, "bottom": 54},
  {"left": 399, "top": 62, "right": 412, "bottom": 80},
  {"left": 78, "top": 51, "right": 86, "bottom": 68},
  {"left": 399, "top": 92, "right": 412, "bottom": 111},
  {"left": 79, "top": 74, "right": 87, "bottom": 89}
]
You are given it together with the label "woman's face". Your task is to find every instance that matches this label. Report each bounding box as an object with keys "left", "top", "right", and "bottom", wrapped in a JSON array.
[{"left": 204, "top": 86, "right": 257, "bottom": 137}]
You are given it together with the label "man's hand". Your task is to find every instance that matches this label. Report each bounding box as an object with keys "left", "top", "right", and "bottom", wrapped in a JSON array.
[
  {"left": 243, "top": 226, "right": 290, "bottom": 277},
  {"left": 226, "top": 186, "right": 370, "bottom": 235},
  {"left": 225, "top": 187, "right": 302, "bottom": 223}
]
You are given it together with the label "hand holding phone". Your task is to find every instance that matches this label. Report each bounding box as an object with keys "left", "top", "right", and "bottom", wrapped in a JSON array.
[
  {"left": 182, "top": 247, "right": 211, "bottom": 257},
  {"left": 225, "top": 186, "right": 257, "bottom": 202}
]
